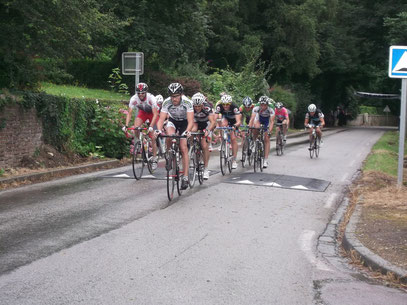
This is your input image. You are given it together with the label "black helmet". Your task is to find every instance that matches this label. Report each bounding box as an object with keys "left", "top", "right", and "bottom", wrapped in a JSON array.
[
  {"left": 168, "top": 83, "right": 183, "bottom": 95},
  {"left": 135, "top": 82, "right": 148, "bottom": 93}
]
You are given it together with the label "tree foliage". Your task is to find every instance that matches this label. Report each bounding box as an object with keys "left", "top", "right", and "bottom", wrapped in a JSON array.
[{"left": 1, "top": 0, "right": 407, "bottom": 118}]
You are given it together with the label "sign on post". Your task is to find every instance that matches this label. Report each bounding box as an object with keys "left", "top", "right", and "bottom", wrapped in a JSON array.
[
  {"left": 122, "top": 52, "right": 144, "bottom": 91},
  {"left": 389, "top": 46, "right": 407, "bottom": 186}
]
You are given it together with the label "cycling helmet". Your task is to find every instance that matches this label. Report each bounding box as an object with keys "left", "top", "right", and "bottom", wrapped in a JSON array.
[
  {"left": 242, "top": 96, "right": 253, "bottom": 107},
  {"left": 135, "top": 82, "right": 148, "bottom": 93},
  {"left": 269, "top": 98, "right": 275, "bottom": 106},
  {"left": 221, "top": 94, "right": 233, "bottom": 105},
  {"left": 192, "top": 92, "right": 205, "bottom": 106},
  {"left": 168, "top": 82, "right": 183, "bottom": 95},
  {"left": 259, "top": 96, "right": 269, "bottom": 105},
  {"left": 155, "top": 94, "right": 163, "bottom": 106},
  {"left": 308, "top": 103, "right": 317, "bottom": 112},
  {"left": 275, "top": 102, "right": 283, "bottom": 109}
]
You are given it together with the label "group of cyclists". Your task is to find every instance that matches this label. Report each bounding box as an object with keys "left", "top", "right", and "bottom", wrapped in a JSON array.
[{"left": 122, "top": 82, "right": 325, "bottom": 190}]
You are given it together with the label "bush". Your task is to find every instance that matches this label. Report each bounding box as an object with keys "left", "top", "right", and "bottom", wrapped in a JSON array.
[
  {"left": 21, "top": 92, "right": 128, "bottom": 158},
  {"left": 67, "top": 59, "right": 115, "bottom": 89}
]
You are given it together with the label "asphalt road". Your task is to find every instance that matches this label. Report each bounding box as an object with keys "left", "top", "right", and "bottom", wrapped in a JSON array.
[{"left": 0, "top": 128, "right": 405, "bottom": 304}]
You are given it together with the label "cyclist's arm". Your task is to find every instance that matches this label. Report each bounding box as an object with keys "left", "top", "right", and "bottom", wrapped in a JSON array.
[
  {"left": 157, "top": 111, "right": 167, "bottom": 131},
  {"left": 125, "top": 107, "right": 133, "bottom": 127},
  {"left": 208, "top": 113, "right": 217, "bottom": 131},
  {"left": 304, "top": 117, "right": 309, "bottom": 127},
  {"left": 320, "top": 116, "right": 325, "bottom": 127},
  {"left": 235, "top": 113, "right": 242, "bottom": 127},
  {"left": 248, "top": 112, "right": 256, "bottom": 127},
  {"left": 269, "top": 114, "right": 275, "bottom": 132},
  {"left": 186, "top": 111, "right": 194, "bottom": 132},
  {"left": 150, "top": 106, "right": 159, "bottom": 129}
]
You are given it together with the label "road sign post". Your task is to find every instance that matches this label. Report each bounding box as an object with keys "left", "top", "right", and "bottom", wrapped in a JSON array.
[
  {"left": 389, "top": 46, "right": 407, "bottom": 186},
  {"left": 122, "top": 52, "right": 144, "bottom": 93}
]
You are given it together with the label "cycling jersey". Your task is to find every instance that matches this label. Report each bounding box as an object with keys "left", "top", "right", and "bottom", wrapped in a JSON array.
[
  {"left": 239, "top": 105, "right": 254, "bottom": 124},
  {"left": 274, "top": 107, "right": 289, "bottom": 123},
  {"left": 215, "top": 103, "right": 240, "bottom": 120},
  {"left": 129, "top": 92, "right": 157, "bottom": 113},
  {"left": 194, "top": 101, "right": 213, "bottom": 123},
  {"left": 161, "top": 95, "right": 193, "bottom": 121},
  {"left": 252, "top": 104, "right": 275, "bottom": 119},
  {"left": 305, "top": 109, "right": 324, "bottom": 125}
]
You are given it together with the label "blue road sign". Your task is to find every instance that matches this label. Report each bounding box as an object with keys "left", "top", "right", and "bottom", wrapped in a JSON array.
[{"left": 389, "top": 46, "right": 407, "bottom": 78}]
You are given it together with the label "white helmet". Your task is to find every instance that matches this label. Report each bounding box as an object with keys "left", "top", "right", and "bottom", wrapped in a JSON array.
[
  {"left": 308, "top": 104, "right": 317, "bottom": 112},
  {"left": 192, "top": 92, "right": 205, "bottom": 106},
  {"left": 155, "top": 94, "right": 163, "bottom": 106},
  {"left": 221, "top": 94, "right": 233, "bottom": 105}
]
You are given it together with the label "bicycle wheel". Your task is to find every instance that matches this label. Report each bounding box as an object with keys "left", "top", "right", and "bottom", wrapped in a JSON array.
[
  {"left": 220, "top": 140, "right": 227, "bottom": 175},
  {"left": 166, "top": 153, "right": 176, "bottom": 201},
  {"left": 309, "top": 139, "right": 314, "bottom": 159},
  {"left": 188, "top": 145, "right": 197, "bottom": 188},
  {"left": 254, "top": 141, "right": 260, "bottom": 172},
  {"left": 248, "top": 138, "right": 254, "bottom": 166},
  {"left": 176, "top": 152, "right": 183, "bottom": 196},
  {"left": 227, "top": 142, "right": 233, "bottom": 173},
  {"left": 241, "top": 137, "right": 248, "bottom": 167},
  {"left": 259, "top": 142, "right": 264, "bottom": 172},
  {"left": 280, "top": 134, "right": 285, "bottom": 155},
  {"left": 145, "top": 139, "right": 155, "bottom": 174},
  {"left": 197, "top": 149, "right": 204, "bottom": 185},
  {"left": 132, "top": 140, "right": 144, "bottom": 180},
  {"left": 276, "top": 131, "right": 282, "bottom": 156},
  {"left": 315, "top": 137, "right": 320, "bottom": 158}
]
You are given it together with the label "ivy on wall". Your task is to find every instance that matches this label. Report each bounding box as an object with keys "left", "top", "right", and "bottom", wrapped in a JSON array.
[{"left": 1, "top": 92, "right": 128, "bottom": 159}]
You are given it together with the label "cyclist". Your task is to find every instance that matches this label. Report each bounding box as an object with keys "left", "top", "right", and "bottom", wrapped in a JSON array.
[
  {"left": 249, "top": 96, "right": 274, "bottom": 168},
  {"left": 304, "top": 103, "right": 325, "bottom": 149},
  {"left": 271, "top": 101, "right": 289, "bottom": 142},
  {"left": 215, "top": 94, "right": 242, "bottom": 169},
  {"left": 191, "top": 92, "right": 217, "bottom": 180},
  {"left": 156, "top": 83, "right": 194, "bottom": 190},
  {"left": 122, "top": 82, "right": 159, "bottom": 170},
  {"left": 155, "top": 94, "right": 164, "bottom": 113}
]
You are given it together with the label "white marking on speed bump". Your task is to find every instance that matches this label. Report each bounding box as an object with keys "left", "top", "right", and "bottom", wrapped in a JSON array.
[
  {"left": 236, "top": 180, "right": 254, "bottom": 184},
  {"left": 142, "top": 175, "right": 157, "bottom": 179},
  {"left": 113, "top": 174, "right": 131, "bottom": 178},
  {"left": 291, "top": 185, "right": 308, "bottom": 190}
]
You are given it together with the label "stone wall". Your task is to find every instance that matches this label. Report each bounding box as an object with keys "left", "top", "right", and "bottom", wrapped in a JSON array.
[
  {"left": 0, "top": 105, "right": 43, "bottom": 168},
  {"left": 347, "top": 114, "right": 399, "bottom": 127}
]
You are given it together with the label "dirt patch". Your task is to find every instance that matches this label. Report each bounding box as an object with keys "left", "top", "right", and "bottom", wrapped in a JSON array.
[
  {"left": 0, "top": 145, "right": 131, "bottom": 190},
  {"left": 349, "top": 171, "right": 407, "bottom": 271}
]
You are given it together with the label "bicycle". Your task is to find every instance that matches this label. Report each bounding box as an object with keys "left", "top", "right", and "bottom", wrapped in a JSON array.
[
  {"left": 216, "top": 126, "right": 235, "bottom": 175},
  {"left": 275, "top": 122, "right": 285, "bottom": 156},
  {"left": 188, "top": 132, "right": 205, "bottom": 188},
  {"left": 240, "top": 125, "right": 254, "bottom": 167},
  {"left": 160, "top": 134, "right": 187, "bottom": 201},
  {"left": 250, "top": 125, "right": 266, "bottom": 172},
  {"left": 126, "top": 126, "right": 156, "bottom": 180},
  {"left": 307, "top": 125, "right": 321, "bottom": 159}
]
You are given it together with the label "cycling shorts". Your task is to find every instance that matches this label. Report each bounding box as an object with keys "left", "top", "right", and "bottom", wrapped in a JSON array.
[
  {"left": 259, "top": 116, "right": 270, "bottom": 128},
  {"left": 167, "top": 118, "right": 188, "bottom": 135},
  {"left": 197, "top": 121, "right": 209, "bottom": 131},
  {"left": 137, "top": 109, "right": 153, "bottom": 123}
]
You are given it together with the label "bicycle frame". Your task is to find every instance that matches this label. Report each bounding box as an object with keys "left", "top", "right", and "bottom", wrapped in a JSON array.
[
  {"left": 249, "top": 125, "right": 266, "bottom": 172},
  {"left": 160, "top": 134, "right": 187, "bottom": 201},
  {"left": 216, "top": 126, "right": 235, "bottom": 175},
  {"left": 188, "top": 132, "right": 205, "bottom": 187},
  {"left": 275, "top": 122, "right": 285, "bottom": 156}
]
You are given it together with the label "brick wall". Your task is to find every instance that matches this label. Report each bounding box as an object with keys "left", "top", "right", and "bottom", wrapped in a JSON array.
[{"left": 0, "top": 105, "right": 43, "bottom": 169}]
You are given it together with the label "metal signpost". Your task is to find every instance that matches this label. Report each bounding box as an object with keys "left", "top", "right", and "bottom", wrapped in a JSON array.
[
  {"left": 388, "top": 46, "right": 407, "bottom": 186},
  {"left": 122, "top": 52, "right": 144, "bottom": 92}
]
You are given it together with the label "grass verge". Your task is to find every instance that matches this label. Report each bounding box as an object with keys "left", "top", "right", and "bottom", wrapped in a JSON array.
[{"left": 40, "top": 82, "right": 129, "bottom": 101}]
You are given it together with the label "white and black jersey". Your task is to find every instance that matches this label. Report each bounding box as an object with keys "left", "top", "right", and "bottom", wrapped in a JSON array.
[{"left": 161, "top": 95, "right": 193, "bottom": 121}]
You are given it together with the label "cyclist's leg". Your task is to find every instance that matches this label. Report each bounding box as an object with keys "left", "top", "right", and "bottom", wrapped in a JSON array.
[{"left": 282, "top": 119, "right": 288, "bottom": 139}]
